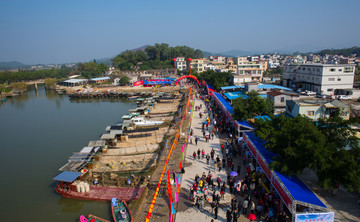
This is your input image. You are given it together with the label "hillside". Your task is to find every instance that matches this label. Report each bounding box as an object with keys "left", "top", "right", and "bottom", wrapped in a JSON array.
[{"left": 0, "top": 61, "right": 28, "bottom": 70}]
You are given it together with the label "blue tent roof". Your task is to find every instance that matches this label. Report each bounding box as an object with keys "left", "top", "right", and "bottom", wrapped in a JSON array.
[
  {"left": 143, "top": 80, "right": 172, "bottom": 85},
  {"left": 275, "top": 171, "right": 327, "bottom": 208},
  {"left": 53, "top": 171, "right": 82, "bottom": 182},
  {"left": 244, "top": 132, "right": 327, "bottom": 209},
  {"left": 224, "top": 91, "right": 248, "bottom": 100},
  {"left": 254, "top": 115, "right": 271, "bottom": 121},
  {"left": 221, "top": 85, "right": 245, "bottom": 90},
  {"left": 236, "top": 120, "right": 254, "bottom": 129},
  {"left": 207, "top": 83, "right": 215, "bottom": 90},
  {"left": 213, "top": 92, "right": 233, "bottom": 114},
  {"left": 258, "top": 84, "right": 292, "bottom": 91}
]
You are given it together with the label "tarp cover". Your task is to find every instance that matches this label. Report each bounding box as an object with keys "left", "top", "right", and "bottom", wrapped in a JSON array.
[
  {"left": 244, "top": 132, "right": 327, "bottom": 209},
  {"left": 53, "top": 171, "right": 82, "bottom": 182},
  {"left": 213, "top": 92, "right": 234, "bottom": 114},
  {"left": 79, "top": 146, "right": 99, "bottom": 153}
]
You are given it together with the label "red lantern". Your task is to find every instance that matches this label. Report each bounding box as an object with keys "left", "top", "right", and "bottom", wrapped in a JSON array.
[
  {"left": 188, "top": 58, "right": 192, "bottom": 61},
  {"left": 172, "top": 58, "right": 176, "bottom": 62}
]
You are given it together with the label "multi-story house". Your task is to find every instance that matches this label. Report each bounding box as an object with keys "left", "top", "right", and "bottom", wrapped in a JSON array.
[
  {"left": 236, "top": 57, "right": 248, "bottom": 65},
  {"left": 175, "top": 57, "right": 187, "bottom": 71},
  {"left": 236, "top": 63, "right": 263, "bottom": 82},
  {"left": 286, "top": 99, "right": 350, "bottom": 120},
  {"left": 283, "top": 63, "right": 356, "bottom": 95},
  {"left": 190, "top": 59, "right": 204, "bottom": 73}
]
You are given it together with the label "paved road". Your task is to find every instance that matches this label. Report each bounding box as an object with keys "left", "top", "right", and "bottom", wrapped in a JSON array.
[{"left": 175, "top": 96, "right": 254, "bottom": 222}]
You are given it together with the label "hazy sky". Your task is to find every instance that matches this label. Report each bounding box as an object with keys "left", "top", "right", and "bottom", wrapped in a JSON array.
[{"left": 0, "top": 0, "right": 359, "bottom": 64}]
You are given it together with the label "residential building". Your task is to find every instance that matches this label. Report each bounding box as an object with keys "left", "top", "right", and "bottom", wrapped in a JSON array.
[
  {"left": 283, "top": 63, "right": 356, "bottom": 95},
  {"left": 190, "top": 59, "right": 204, "bottom": 73},
  {"left": 267, "top": 91, "right": 299, "bottom": 107},
  {"left": 225, "top": 58, "right": 237, "bottom": 73},
  {"left": 232, "top": 74, "right": 253, "bottom": 85},
  {"left": 258, "top": 60, "right": 268, "bottom": 72},
  {"left": 286, "top": 99, "right": 350, "bottom": 120},
  {"left": 237, "top": 63, "right": 263, "bottom": 82},
  {"left": 175, "top": 57, "right": 187, "bottom": 71},
  {"left": 210, "top": 56, "right": 226, "bottom": 63},
  {"left": 236, "top": 57, "right": 248, "bottom": 65}
]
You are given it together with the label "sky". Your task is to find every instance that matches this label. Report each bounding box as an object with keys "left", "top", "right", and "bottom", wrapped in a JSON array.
[{"left": 0, "top": 0, "right": 359, "bottom": 64}]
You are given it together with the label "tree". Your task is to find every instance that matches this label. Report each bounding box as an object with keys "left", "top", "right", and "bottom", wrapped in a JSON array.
[
  {"left": 315, "top": 112, "right": 360, "bottom": 192},
  {"left": 44, "top": 78, "right": 58, "bottom": 88},
  {"left": 232, "top": 91, "right": 274, "bottom": 120},
  {"left": 254, "top": 115, "right": 329, "bottom": 175},
  {"left": 196, "top": 70, "right": 232, "bottom": 91},
  {"left": 97, "top": 63, "right": 109, "bottom": 74},
  {"left": 119, "top": 76, "right": 130, "bottom": 85}
]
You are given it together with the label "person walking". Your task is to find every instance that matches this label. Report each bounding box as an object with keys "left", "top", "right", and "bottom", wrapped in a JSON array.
[
  {"left": 193, "top": 151, "right": 197, "bottom": 160},
  {"left": 250, "top": 201, "right": 255, "bottom": 214},
  {"left": 211, "top": 201, "right": 215, "bottom": 215},
  {"left": 195, "top": 136, "right": 198, "bottom": 145},
  {"left": 217, "top": 176, "right": 222, "bottom": 190},
  {"left": 199, "top": 196, "right": 205, "bottom": 212},
  {"left": 226, "top": 208, "right": 233, "bottom": 222},
  {"left": 206, "top": 154, "right": 210, "bottom": 164},
  {"left": 214, "top": 205, "right": 218, "bottom": 219},
  {"left": 210, "top": 149, "right": 215, "bottom": 160},
  {"left": 218, "top": 161, "right": 222, "bottom": 172},
  {"left": 202, "top": 149, "right": 205, "bottom": 159},
  {"left": 242, "top": 199, "right": 249, "bottom": 214},
  {"left": 197, "top": 149, "right": 201, "bottom": 159},
  {"left": 232, "top": 209, "right": 238, "bottom": 222}
]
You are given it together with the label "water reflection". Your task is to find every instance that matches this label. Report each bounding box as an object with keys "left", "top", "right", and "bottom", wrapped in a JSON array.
[{"left": 58, "top": 197, "right": 85, "bottom": 213}]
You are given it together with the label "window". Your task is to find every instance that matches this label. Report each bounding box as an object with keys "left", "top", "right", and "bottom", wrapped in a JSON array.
[
  {"left": 281, "top": 97, "right": 285, "bottom": 102},
  {"left": 317, "top": 69, "right": 320, "bottom": 72},
  {"left": 330, "top": 68, "right": 336, "bottom": 72},
  {"left": 307, "top": 111, "right": 314, "bottom": 116},
  {"left": 337, "top": 78, "right": 341, "bottom": 81},
  {"left": 327, "top": 88, "right": 333, "bottom": 92},
  {"left": 338, "top": 69, "right": 342, "bottom": 72},
  {"left": 344, "top": 67, "right": 354, "bottom": 73},
  {"left": 328, "top": 78, "right": 335, "bottom": 81}
]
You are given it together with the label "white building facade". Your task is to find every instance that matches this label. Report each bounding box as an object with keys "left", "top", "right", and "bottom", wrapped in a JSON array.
[
  {"left": 283, "top": 63, "right": 355, "bottom": 95},
  {"left": 175, "top": 57, "right": 187, "bottom": 71}
]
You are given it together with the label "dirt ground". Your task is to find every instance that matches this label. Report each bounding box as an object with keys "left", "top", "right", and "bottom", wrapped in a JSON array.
[{"left": 129, "top": 88, "right": 191, "bottom": 221}]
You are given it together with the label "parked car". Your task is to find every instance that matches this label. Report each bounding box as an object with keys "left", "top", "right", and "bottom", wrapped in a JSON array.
[
  {"left": 305, "top": 90, "right": 316, "bottom": 96},
  {"left": 337, "top": 95, "right": 352, "bottom": 100},
  {"left": 316, "top": 94, "right": 328, "bottom": 98}
]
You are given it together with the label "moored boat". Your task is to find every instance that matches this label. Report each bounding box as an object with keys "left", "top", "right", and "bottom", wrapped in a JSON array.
[
  {"left": 131, "top": 117, "right": 163, "bottom": 126},
  {"left": 111, "top": 198, "right": 133, "bottom": 222},
  {"left": 79, "top": 214, "right": 111, "bottom": 222}
]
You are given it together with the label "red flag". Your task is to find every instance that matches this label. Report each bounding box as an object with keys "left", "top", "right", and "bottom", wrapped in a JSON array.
[{"left": 167, "top": 169, "right": 173, "bottom": 204}]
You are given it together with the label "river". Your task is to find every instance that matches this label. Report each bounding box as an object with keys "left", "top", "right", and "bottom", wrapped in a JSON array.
[{"left": 0, "top": 85, "right": 137, "bottom": 222}]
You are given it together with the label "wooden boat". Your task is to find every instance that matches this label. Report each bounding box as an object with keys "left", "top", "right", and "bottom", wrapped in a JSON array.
[
  {"left": 79, "top": 214, "right": 111, "bottom": 222},
  {"left": 131, "top": 117, "right": 163, "bottom": 126},
  {"left": 111, "top": 198, "right": 133, "bottom": 222}
]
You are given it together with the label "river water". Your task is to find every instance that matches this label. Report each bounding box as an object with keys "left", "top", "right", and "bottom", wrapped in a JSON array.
[{"left": 0, "top": 85, "right": 137, "bottom": 222}]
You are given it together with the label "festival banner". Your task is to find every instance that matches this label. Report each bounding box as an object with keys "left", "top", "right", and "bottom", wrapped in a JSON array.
[
  {"left": 167, "top": 169, "right": 173, "bottom": 203},
  {"left": 295, "top": 212, "right": 334, "bottom": 222},
  {"left": 145, "top": 87, "right": 192, "bottom": 222}
]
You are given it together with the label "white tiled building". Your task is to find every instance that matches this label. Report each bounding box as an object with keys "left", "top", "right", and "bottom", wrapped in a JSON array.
[
  {"left": 175, "top": 57, "right": 187, "bottom": 71},
  {"left": 283, "top": 63, "right": 356, "bottom": 95}
]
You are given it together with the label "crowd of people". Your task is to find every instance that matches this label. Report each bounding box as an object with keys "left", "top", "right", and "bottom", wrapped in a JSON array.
[{"left": 185, "top": 88, "right": 291, "bottom": 222}]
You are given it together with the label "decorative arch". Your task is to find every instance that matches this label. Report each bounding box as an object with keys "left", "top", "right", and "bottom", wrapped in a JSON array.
[{"left": 174, "top": 75, "right": 200, "bottom": 86}]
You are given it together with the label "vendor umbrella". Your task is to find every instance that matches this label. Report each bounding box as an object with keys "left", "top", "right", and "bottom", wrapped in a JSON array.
[
  {"left": 248, "top": 214, "right": 256, "bottom": 221},
  {"left": 229, "top": 171, "right": 238, "bottom": 177},
  {"left": 247, "top": 213, "right": 256, "bottom": 221}
]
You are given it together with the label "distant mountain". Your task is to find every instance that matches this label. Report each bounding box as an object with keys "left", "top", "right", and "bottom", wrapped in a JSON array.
[
  {"left": 130, "top": 45, "right": 150, "bottom": 52},
  {"left": 0, "top": 61, "right": 28, "bottom": 70},
  {"left": 216, "top": 49, "right": 257, "bottom": 57},
  {"left": 317, "top": 46, "right": 359, "bottom": 57}
]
